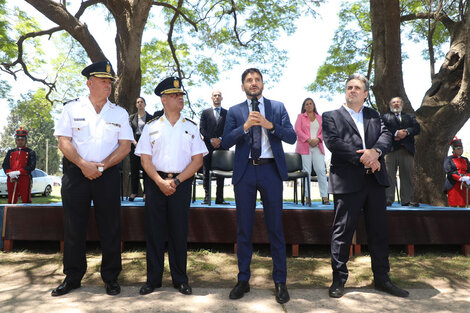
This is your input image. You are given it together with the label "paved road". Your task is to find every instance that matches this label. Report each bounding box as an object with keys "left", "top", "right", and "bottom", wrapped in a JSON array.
[{"left": 1, "top": 282, "right": 469, "bottom": 312}]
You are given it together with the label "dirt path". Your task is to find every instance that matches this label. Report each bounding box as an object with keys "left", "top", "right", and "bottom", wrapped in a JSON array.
[{"left": 1, "top": 280, "right": 469, "bottom": 313}]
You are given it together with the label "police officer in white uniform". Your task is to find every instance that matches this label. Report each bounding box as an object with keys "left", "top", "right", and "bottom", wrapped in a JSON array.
[
  {"left": 52, "top": 61, "right": 133, "bottom": 297},
  {"left": 135, "top": 77, "right": 207, "bottom": 296}
]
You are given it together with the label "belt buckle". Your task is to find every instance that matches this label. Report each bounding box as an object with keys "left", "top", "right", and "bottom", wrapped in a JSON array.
[
  {"left": 365, "top": 168, "right": 373, "bottom": 175},
  {"left": 251, "top": 159, "right": 260, "bottom": 166},
  {"left": 167, "top": 173, "right": 173, "bottom": 178}
]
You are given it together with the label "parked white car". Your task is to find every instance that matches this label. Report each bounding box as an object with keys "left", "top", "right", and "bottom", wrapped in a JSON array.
[{"left": 0, "top": 169, "right": 53, "bottom": 197}]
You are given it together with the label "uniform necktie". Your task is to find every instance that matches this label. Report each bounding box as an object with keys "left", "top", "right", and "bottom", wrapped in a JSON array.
[{"left": 251, "top": 97, "right": 261, "bottom": 160}]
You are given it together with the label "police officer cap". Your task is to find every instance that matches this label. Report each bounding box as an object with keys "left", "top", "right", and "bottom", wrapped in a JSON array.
[
  {"left": 154, "top": 77, "right": 186, "bottom": 97},
  {"left": 81, "top": 61, "right": 116, "bottom": 81},
  {"left": 16, "top": 127, "right": 28, "bottom": 138}
]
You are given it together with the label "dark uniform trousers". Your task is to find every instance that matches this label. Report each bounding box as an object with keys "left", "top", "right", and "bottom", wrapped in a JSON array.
[
  {"left": 144, "top": 175, "right": 192, "bottom": 286},
  {"left": 331, "top": 174, "right": 390, "bottom": 284},
  {"left": 234, "top": 162, "right": 287, "bottom": 283},
  {"left": 61, "top": 164, "right": 122, "bottom": 284},
  {"left": 130, "top": 139, "right": 147, "bottom": 195}
]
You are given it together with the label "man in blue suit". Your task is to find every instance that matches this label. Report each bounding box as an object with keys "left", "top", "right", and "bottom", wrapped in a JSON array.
[
  {"left": 322, "top": 73, "right": 409, "bottom": 299},
  {"left": 222, "top": 68, "right": 296, "bottom": 304}
]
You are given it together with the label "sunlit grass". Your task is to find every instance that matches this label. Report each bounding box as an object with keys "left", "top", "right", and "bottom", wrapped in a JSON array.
[{"left": 0, "top": 186, "right": 61, "bottom": 204}]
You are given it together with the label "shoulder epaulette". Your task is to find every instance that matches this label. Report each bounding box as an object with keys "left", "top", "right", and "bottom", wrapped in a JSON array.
[
  {"left": 183, "top": 117, "right": 197, "bottom": 126},
  {"left": 63, "top": 98, "right": 79, "bottom": 106},
  {"left": 146, "top": 116, "right": 161, "bottom": 124}
]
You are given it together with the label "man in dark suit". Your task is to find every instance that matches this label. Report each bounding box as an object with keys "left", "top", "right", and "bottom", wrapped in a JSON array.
[
  {"left": 222, "top": 68, "right": 296, "bottom": 304},
  {"left": 381, "top": 97, "right": 420, "bottom": 206},
  {"left": 322, "top": 73, "right": 409, "bottom": 299},
  {"left": 200, "top": 90, "right": 228, "bottom": 204}
]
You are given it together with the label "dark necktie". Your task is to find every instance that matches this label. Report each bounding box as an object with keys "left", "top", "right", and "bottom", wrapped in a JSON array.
[
  {"left": 215, "top": 107, "right": 221, "bottom": 123},
  {"left": 251, "top": 97, "right": 261, "bottom": 160},
  {"left": 395, "top": 113, "right": 401, "bottom": 122}
]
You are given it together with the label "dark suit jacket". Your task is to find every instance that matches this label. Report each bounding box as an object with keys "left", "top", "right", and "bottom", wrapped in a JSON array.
[
  {"left": 322, "top": 106, "right": 392, "bottom": 194},
  {"left": 129, "top": 111, "right": 153, "bottom": 140},
  {"left": 381, "top": 112, "right": 420, "bottom": 155},
  {"left": 222, "top": 98, "right": 297, "bottom": 185},
  {"left": 200, "top": 107, "right": 227, "bottom": 152}
]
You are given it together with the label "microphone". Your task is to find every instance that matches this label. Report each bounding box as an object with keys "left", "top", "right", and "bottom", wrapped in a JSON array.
[{"left": 251, "top": 97, "right": 259, "bottom": 112}]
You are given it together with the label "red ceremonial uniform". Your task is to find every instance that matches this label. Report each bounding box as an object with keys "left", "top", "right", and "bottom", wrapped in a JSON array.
[
  {"left": 2, "top": 146, "right": 37, "bottom": 203},
  {"left": 443, "top": 154, "right": 470, "bottom": 207}
]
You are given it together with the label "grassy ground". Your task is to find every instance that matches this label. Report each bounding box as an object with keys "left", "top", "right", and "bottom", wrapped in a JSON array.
[
  {"left": 1, "top": 243, "right": 469, "bottom": 289},
  {"left": 0, "top": 186, "right": 62, "bottom": 204}
]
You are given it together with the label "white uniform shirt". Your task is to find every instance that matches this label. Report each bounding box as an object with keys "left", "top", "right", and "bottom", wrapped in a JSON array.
[
  {"left": 54, "top": 97, "right": 134, "bottom": 162},
  {"left": 135, "top": 114, "right": 208, "bottom": 173}
]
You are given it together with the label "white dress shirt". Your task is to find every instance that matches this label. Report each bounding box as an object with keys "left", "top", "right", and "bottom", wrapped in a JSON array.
[{"left": 343, "top": 104, "right": 366, "bottom": 150}]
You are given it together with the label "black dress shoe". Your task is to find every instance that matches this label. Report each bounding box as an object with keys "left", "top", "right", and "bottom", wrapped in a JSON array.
[
  {"left": 229, "top": 281, "right": 250, "bottom": 299},
  {"left": 174, "top": 282, "right": 192, "bottom": 295},
  {"left": 215, "top": 200, "right": 230, "bottom": 205},
  {"left": 105, "top": 280, "right": 121, "bottom": 296},
  {"left": 375, "top": 280, "right": 409, "bottom": 298},
  {"left": 51, "top": 281, "right": 81, "bottom": 297},
  {"left": 201, "top": 198, "right": 210, "bottom": 205},
  {"left": 275, "top": 282, "right": 290, "bottom": 304},
  {"left": 328, "top": 281, "right": 345, "bottom": 298},
  {"left": 139, "top": 283, "right": 158, "bottom": 295}
]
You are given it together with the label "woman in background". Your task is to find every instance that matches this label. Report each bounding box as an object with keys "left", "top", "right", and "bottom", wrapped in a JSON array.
[
  {"left": 128, "top": 97, "right": 152, "bottom": 201},
  {"left": 294, "top": 98, "right": 329, "bottom": 205}
]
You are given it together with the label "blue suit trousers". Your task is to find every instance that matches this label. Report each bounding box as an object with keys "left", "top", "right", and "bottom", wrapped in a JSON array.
[{"left": 234, "top": 162, "right": 287, "bottom": 283}]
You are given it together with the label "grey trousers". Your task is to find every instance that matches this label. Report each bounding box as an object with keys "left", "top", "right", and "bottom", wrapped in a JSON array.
[{"left": 385, "top": 147, "right": 415, "bottom": 204}]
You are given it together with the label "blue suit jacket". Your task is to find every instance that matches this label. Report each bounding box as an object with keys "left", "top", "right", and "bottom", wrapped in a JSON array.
[
  {"left": 222, "top": 98, "right": 297, "bottom": 185},
  {"left": 322, "top": 106, "right": 392, "bottom": 194}
]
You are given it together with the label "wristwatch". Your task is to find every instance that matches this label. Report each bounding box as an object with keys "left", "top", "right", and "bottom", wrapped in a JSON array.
[{"left": 173, "top": 177, "right": 181, "bottom": 186}]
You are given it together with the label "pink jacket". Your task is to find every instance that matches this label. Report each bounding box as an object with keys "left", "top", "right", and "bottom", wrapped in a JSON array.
[{"left": 294, "top": 112, "right": 325, "bottom": 155}]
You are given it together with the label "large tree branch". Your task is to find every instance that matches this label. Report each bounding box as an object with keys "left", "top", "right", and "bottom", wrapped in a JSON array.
[
  {"left": 167, "top": 0, "right": 184, "bottom": 79},
  {"left": 153, "top": 1, "right": 198, "bottom": 31},
  {"left": 229, "top": 0, "right": 250, "bottom": 47},
  {"left": 75, "top": 0, "right": 101, "bottom": 19},
  {"left": 24, "top": 0, "right": 106, "bottom": 61},
  {"left": 1, "top": 27, "right": 62, "bottom": 102},
  {"left": 401, "top": 11, "right": 455, "bottom": 32},
  {"left": 164, "top": 0, "right": 197, "bottom": 117}
]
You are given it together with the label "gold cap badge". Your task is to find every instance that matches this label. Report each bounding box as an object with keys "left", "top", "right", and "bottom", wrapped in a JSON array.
[{"left": 173, "top": 79, "right": 180, "bottom": 88}]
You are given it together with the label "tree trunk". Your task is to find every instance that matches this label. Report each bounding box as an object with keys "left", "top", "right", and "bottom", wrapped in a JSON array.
[
  {"left": 414, "top": 16, "right": 470, "bottom": 205},
  {"left": 105, "top": 0, "right": 153, "bottom": 113},
  {"left": 370, "top": 0, "right": 470, "bottom": 205},
  {"left": 370, "top": 0, "right": 411, "bottom": 114}
]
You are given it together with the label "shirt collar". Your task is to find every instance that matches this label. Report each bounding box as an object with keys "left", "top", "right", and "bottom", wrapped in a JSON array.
[
  {"left": 343, "top": 103, "right": 364, "bottom": 115},
  {"left": 247, "top": 96, "right": 264, "bottom": 106}
]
